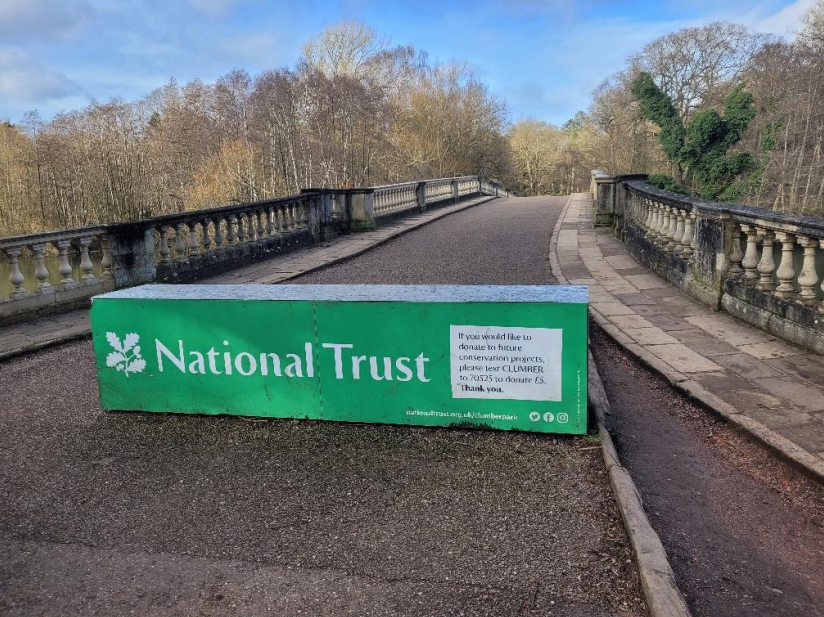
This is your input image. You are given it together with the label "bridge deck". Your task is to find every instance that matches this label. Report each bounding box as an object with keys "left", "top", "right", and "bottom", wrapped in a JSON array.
[
  {"left": 553, "top": 194, "right": 824, "bottom": 477},
  {"left": 0, "top": 196, "right": 648, "bottom": 616}
]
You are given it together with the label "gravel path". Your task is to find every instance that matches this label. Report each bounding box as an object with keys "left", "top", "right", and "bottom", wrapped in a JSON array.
[{"left": 0, "top": 196, "right": 647, "bottom": 616}]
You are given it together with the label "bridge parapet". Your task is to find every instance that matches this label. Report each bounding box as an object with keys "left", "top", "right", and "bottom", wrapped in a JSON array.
[
  {"left": 592, "top": 170, "right": 824, "bottom": 354},
  {"left": 0, "top": 176, "right": 511, "bottom": 324}
]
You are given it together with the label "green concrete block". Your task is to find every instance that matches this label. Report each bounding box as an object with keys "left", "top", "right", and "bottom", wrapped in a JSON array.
[{"left": 91, "top": 284, "right": 589, "bottom": 434}]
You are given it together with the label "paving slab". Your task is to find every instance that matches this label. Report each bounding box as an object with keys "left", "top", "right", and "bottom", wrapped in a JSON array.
[
  {"left": 667, "top": 329, "right": 738, "bottom": 355},
  {"left": 643, "top": 313, "right": 702, "bottom": 332},
  {"left": 591, "top": 302, "right": 637, "bottom": 316},
  {"left": 612, "top": 293, "right": 659, "bottom": 306},
  {"left": 746, "top": 407, "right": 816, "bottom": 430},
  {"left": 609, "top": 314, "right": 655, "bottom": 330},
  {"left": 737, "top": 340, "right": 807, "bottom": 359},
  {"left": 684, "top": 315, "right": 776, "bottom": 346},
  {"left": 756, "top": 378, "right": 824, "bottom": 412},
  {"left": 766, "top": 354, "right": 824, "bottom": 382},
  {"left": 692, "top": 371, "right": 754, "bottom": 392},
  {"left": 778, "top": 422, "right": 824, "bottom": 453},
  {"left": 712, "top": 353, "right": 786, "bottom": 379},
  {"left": 645, "top": 343, "right": 723, "bottom": 373},
  {"left": 623, "top": 327, "right": 680, "bottom": 346}
]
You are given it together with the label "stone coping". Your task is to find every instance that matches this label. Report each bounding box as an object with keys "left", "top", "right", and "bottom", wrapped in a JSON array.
[{"left": 96, "top": 283, "right": 588, "bottom": 304}]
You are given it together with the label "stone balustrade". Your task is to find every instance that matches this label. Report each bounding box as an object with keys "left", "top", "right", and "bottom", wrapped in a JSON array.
[
  {"left": 373, "top": 182, "right": 420, "bottom": 218},
  {"left": 425, "top": 179, "right": 456, "bottom": 204},
  {"left": 371, "top": 177, "right": 489, "bottom": 220},
  {"left": 592, "top": 170, "right": 824, "bottom": 354},
  {"left": 458, "top": 177, "right": 480, "bottom": 196},
  {"left": 1, "top": 175, "right": 511, "bottom": 324},
  {"left": 0, "top": 227, "right": 115, "bottom": 322},
  {"left": 146, "top": 193, "right": 318, "bottom": 279}
]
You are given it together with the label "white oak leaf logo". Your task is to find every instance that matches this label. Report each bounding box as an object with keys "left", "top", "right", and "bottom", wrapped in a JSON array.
[{"left": 104, "top": 332, "right": 145, "bottom": 376}]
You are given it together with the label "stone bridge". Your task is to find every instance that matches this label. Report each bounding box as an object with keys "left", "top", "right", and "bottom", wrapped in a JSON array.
[{"left": 1, "top": 173, "right": 823, "bottom": 615}]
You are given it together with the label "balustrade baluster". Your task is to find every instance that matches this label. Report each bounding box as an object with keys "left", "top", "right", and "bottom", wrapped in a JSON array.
[
  {"left": 187, "top": 222, "right": 200, "bottom": 259},
  {"left": 159, "top": 226, "right": 172, "bottom": 263},
  {"left": 740, "top": 224, "right": 759, "bottom": 281},
  {"left": 820, "top": 239, "right": 824, "bottom": 310},
  {"left": 174, "top": 224, "right": 188, "bottom": 263},
  {"left": 756, "top": 231, "right": 776, "bottom": 291},
  {"left": 298, "top": 201, "right": 308, "bottom": 227},
  {"left": 690, "top": 212, "right": 698, "bottom": 254},
  {"left": 774, "top": 232, "right": 797, "bottom": 298},
  {"left": 272, "top": 206, "right": 282, "bottom": 234},
  {"left": 265, "top": 207, "right": 274, "bottom": 239},
  {"left": 79, "top": 237, "right": 97, "bottom": 281},
  {"left": 56, "top": 240, "right": 75, "bottom": 288},
  {"left": 658, "top": 207, "right": 670, "bottom": 245},
  {"left": 100, "top": 236, "right": 113, "bottom": 280},
  {"left": 727, "top": 223, "right": 744, "bottom": 278},
  {"left": 213, "top": 217, "right": 224, "bottom": 254},
  {"left": 648, "top": 203, "right": 658, "bottom": 238},
  {"left": 681, "top": 211, "right": 694, "bottom": 257},
  {"left": 31, "top": 243, "right": 53, "bottom": 293},
  {"left": 201, "top": 220, "right": 212, "bottom": 255},
  {"left": 673, "top": 211, "right": 685, "bottom": 254},
  {"left": 4, "top": 248, "right": 28, "bottom": 298},
  {"left": 237, "top": 214, "right": 247, "bottom": 245},
  {"left": 658, "top": 206, "right": 668, "bottom": 243},
  {"left": 227, "top": 216, "right": 237, "bottom": 248},
  {"left": 285, "top": 204, "right": 293, "bottom": 230},
  {"left": 797, "top": 236, "right": 819, "bottom": 302},
  {"left": 246, "top": 212, "right": 256, "bottom": 242},
  {"left": 667, "top": 207, "right": 679, "bottom": 248},
  {"left": 255, "top": 210, "right": 266, "bottom": 244},
  {"left": 644, "top": 199, "right": 653, "bottom": 231}
]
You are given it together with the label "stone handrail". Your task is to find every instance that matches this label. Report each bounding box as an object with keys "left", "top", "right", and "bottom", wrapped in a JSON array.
[
  {"left": 0, "top": 176, "right": 512, "bottom": 324},
  {"left": 592, "top": 171, "right": 824, "bottom": 354}
]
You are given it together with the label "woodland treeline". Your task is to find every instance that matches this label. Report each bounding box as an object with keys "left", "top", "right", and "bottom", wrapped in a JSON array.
[
  {"left": 2, "top": 4, "right": 823, "bottom": 236},
  {"left": 0, "top": 22, "right": 508, "bottom": 235},
  {"left": 511, "top": 0, "right": 824, "bottom": 215}
]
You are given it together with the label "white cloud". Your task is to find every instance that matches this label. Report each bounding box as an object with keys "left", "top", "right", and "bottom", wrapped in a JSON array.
[
  {"left": 0, "top": 0, "right": 95, "bottom": 42},
  {"left": 667, "top": 0, "right": 817, "bottom": 37},
  {"left": 0, "top": 48, "right": 80, "bottom": 103},
  {"left": 747, "top": 0, "right": 816, "bottom": 36}
]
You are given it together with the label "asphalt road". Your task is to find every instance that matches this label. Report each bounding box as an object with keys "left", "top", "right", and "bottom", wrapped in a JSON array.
[{"left": 0, "top": 197, "right": 646, "bottom": 616}]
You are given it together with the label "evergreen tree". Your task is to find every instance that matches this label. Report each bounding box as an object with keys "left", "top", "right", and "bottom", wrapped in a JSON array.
[{"left": 631, "top": 71, "right": 756, "bottom": 199}]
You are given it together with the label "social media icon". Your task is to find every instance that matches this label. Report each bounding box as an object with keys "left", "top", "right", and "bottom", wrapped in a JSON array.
[
  {"left": 557, "top": 413, "right": 569, "bottom": 423},
  {"left": 529, "top": 411, "right": 540, "bottom": 422},
  {"left": 543, "top": 412, "right": 555, "bottom": 423}
]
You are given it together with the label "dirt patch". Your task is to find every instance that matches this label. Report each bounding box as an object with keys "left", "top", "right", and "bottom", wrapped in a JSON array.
[{"left": 591, "top": 323, "right": 824, "bottom": 617}]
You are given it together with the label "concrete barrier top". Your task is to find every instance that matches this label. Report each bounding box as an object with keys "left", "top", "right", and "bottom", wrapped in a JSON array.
[{"left": 94, "top": 284, "right": 590, "bottom": 304}]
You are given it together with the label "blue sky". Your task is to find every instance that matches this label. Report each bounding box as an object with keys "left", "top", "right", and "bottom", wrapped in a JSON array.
[{"left": 0, "top": 0, "right": 815, "bottom": 126}]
